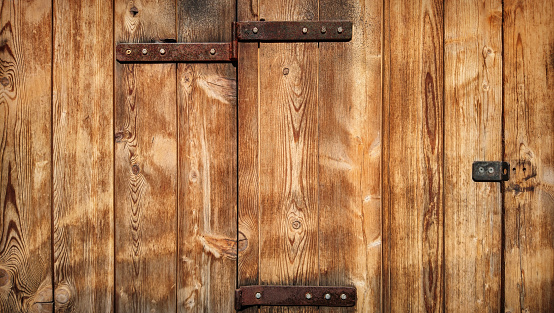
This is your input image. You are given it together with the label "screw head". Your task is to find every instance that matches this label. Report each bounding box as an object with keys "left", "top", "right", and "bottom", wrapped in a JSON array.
[
  {"left": 210, "top": 48, "right": 216, "bottom": 55},
  {"left": 337, "top": 26, "right": 344, "bottom": 34},
  {"left": 159, "top": 48, "right": 166, "bottom": 55},
  {"left": 302, "top": 27, "right": 308, "bottom": 34},
  {"left": 325, "top": 293, "right": 331, "bottom": 300},
  {"left": 252, "top": 27, "right": 258, "bottom": 34},
  {"left": 305, "top": 293, "right": 312, "bottom": 300},
  {"left": 488, "top": 167, "right": 494, "bottom": 174},
  {"left": 142, "top": 48, "right": 148, "bottom": 55},
  {"left": 255, "top": 292, "right": 262, "bottom": 299},
  {"left": 321, "top": 26, "right": 327, "bottom": 34},
  {"left": 340, "top": 294, "right": 347, "bottom": 300},
  {"left": 125, "top": 49, "right": 132, "bottom": 55}
]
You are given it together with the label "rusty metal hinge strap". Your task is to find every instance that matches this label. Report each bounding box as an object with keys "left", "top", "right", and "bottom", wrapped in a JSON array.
[{"left": 235, "top": 285, "right": 357, "bottom": 311}]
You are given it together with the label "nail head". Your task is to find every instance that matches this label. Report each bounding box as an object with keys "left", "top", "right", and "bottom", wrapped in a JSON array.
[
  {"left": 255, "top": 292, "right": 262, "bottom": 299},
  {"left": 159, "top": 48, "right": 166, "bottom": 55},
  {"left": 252, "top": 27, "right": 258, "bottom": 34},
  {"left": 340, "top": 294, "right": 347, "bottom": 300},
  {"left": 210, "top": 48, "right": 216, "bottom": 55},
  {"left": 302, "top": 27, "right": 308, "bottom": 34},
  {"left": 337, "top": 26, "right": 344, "bottom": 34},
  {"left": 125, "top": 49, "right": 132, "bottom": 55},
  {"left": 142, "top": 48, "right": 148, "bottom": 55}
]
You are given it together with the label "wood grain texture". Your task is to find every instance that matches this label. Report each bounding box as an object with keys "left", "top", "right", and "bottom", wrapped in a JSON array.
[
  {"left": 237, "top": 3, "right": 260, "bottom": 312},
  {"left": 503, "top": 1, "right": 554, "bottom": 312},
  {"left": 258, "top": 1, "right": 319, "bottom": 313},
  {"left": 114, "top": 1, "right": 176, "bottom": 312},
  {"left": 176, "top": 0, "right": 237, "bottom": 311},
  {"left": 444, "top": 1, "right": 503, "bottom": 312},
  {"left": 52, "top": 1, "right": 114, "bottom": 312},
  {"left": 0, "top": 0, "right": 52, "bottom": 312},
  {"left": 383, "top": 0, "right": 444, "bottom": 312},
  {"left": 318, "top": 0, "right": 382, "bottom": 312}
]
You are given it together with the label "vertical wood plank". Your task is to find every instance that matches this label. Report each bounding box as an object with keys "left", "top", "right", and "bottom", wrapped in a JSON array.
[
  {"left": 318, "top": 0, "right": 382, "bottom": 312},
  {"left": 504, "top": 1, "right": 554, "bottom": 312},
  {"left": 114, "top": 1, "right": 176, "bottom": 312},
  {"left": 176, "top": 0, "right": 237, "bottom": 312},
  {"left": 237, "top": 1, "right": 260, "bottom": 311},
  {"left": 383, "top": 0, "right": 444, "bottom": 312},
  {"left": 0, "top": 0, "right": 53, "bottom": 312},
  {"left": 258, "top": 1, "right": 319, "bottom": 312},
  {"left": 52, "top": 0, "right": 114, "bottom": 312},
  {"left": 444, "top": 1, "right": 503, "bottom": 312}
]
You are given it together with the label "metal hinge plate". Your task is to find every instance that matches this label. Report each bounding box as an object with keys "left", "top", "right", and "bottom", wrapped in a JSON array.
[
  {"left": 116, "top": 21, "right": 352, "bottom": 63},
  {"left": 235, "top": 285, "right": 357, "bottom": 311},
  {"left": 472, "top": 161, "right": 510, "bottom": 182}
]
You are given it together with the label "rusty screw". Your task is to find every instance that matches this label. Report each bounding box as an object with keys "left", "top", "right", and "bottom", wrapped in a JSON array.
[
  {"left": 302, "top": 27, "right": 308, "bottom": 34},
  {"left": 321, "top": 26, "right": 327, "bottom": 34},
  {"left": 305, "top": 293, "right": 312, "bottom": 300},
  {"left": 325, "top": 293, "right": 331, "bottom": 300},
  {"left": 337, "top": 26, "right": 344, "bottom": 34},
  {"left": 210, "top": 48, "right": 216, "bottom": 55},
  {"left": 252, "top": 27, "right": 258, "bottom": 34},
  {"left": 340, "top": 294, "right": 347, "bottom": 300},
  {"left": 125, "top": 49, "right": 132, "bottom": 55},
  {"left": 255, "top": 292, "right": 262, "bottom": 299},
  {"left": 159, "top": 48, "right": 166, "bottom": 55},
  {"left": 142, "top": 48, "right": 148, "bottom": 55}
]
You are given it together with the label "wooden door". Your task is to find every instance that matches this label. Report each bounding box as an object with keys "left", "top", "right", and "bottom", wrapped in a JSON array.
[{"left": 1, "top": 0, "right": 553, "bottom": 313}]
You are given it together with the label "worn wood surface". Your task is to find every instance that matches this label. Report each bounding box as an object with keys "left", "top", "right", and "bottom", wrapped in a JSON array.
[
  {"left": 444, "top": 0, "right": 503, "bottom": 312},
  {"left": 318, "top": 0, "right": 382, "bottom": 312},
  {"left": 504, "top": 1, "right": 554, "bottom": 312},
  {"left": 177, "top": 0, "right": 237, "bottom": 311},
  {"left": 114, "top": 1, "right": 177, "bottom": 312},
  {"left": 0, "top": 0, "right": 52, "bottom": 312},
  {"left": 383, "top": 0, "right": 444, "bottom": 312},
  {"left": 52, "top": 0, "right": 114, "bottom": 312}
]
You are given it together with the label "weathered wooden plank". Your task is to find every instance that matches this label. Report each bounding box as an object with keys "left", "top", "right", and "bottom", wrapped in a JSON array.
[
  {"left": 383, "top": 0, "right": 444, "bottom": 312},
  {"left": 114, "top": 1, "right": 177, "bottom": 312},
  {"left": 0, "top": 0, "right": 52, "bottom": 312},
  {"left": 444, "top": 1, "right": 503, "bottom": 312},
  {"left": 52, "top": 1, "right": 114, "bottom": 312},
  {"left": 237, "top": 2, "right": 260, "bottom": 312},
  {"left": 257, "top": 1, "right": 319, "bottom": 313},
  {"left": 504, "top": 1, "right": 554, "bottom": 312},
  {"left": 176, "top": 0, "right": 237, "bottom": 312},
  {"left": 318, "top": 0, "right": 382, "bottom": 312}
]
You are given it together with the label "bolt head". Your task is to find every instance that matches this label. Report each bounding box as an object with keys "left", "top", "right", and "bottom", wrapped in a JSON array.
[
  {"left": 302, "top": 27, "right": 308, "bottom": 34},
  {"left": 142, "top": 48, "right": 148, "bottom": 55},
  {"left": 252, "top": 27, "right": 258, "bottom": 34},
  {"left": 125, "top": 49, "right": 132, "bottom": 55},
  {"left": 479, "top": 167, "right": 485, "bottom": 173},
  {"left": 159, "top": 48, "right": 166, "bottom": 55},
  {"left": 337, "top": 26, "right": 344, "bottom": 34},
  {"left": 321, "top": 26, "right": 327, "bottom": 34},
  {"left": 210, "top": 48, "right": 216, "bottom": 55},
  {"left": 305, "top": 293, "right": 312, "bottom": 299},
  {"left": 255, "top": 292, "right": 262, "bottom": 299},
  {"left": 340, "top": 293, "right": 347, "bottom": 300},
  {"left": 488, "top": 167, "right": 494, "bottom": 174},
  {"left": 325, "top": 293, "right": 331, "bottom": 300}
]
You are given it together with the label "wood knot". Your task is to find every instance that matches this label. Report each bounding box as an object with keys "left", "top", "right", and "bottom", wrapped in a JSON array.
[
  {"left": 283, "top": 68, "right": 289, "bottom": 75},
  {"left": 0, "top": 267, "right": 10, "bottom": 286},
  {"left": 291, "top": 220, "right": 302, "bottom": 229},
  {"left": 132, "top": 164, "right": 140, "bottom": 175},
  {"left": 55, "top": 285, "right": 73, "bottom": 305},
  {"left": 189, "top": 169, "right": 199, "bottom": 182},
  {"left": 0, "top": 77, "right": 9, "bottom": 87},
  {"left": 129, "top": 6, "right": 139, "bottom": 17}
]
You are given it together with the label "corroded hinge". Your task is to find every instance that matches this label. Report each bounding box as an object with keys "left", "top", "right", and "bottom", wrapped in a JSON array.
[
  {"left": 116, "top": 21, "right": 352, "bottom": 63},
  {"left": 234, "top": 285, "right": 357, "bottom": 311}
]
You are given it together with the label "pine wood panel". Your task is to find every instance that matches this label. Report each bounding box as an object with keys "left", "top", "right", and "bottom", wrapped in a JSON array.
[
  {"left": 258, "top": 0, "right": 319, "bottom": 312},
  {"left": 383, "top": 0, "right": 444, "bottom": 312},
  {"left": 176, "top": 0, "right": 237, "bottom": 311},
  {"left": 504, "top": 1, "right": 554, "bottom": 312},
  {"left": 444, "top": 1, "right": 503, "bottom": 312},
  {"left": 318, "top": 0, "right": 382, "bottom": 312},
  {"left": 114, "top": 1, "right": 177, "bottom": 312},
  {"left": 0, "top": 0, "right": 52, "bottom": 312},
  {"left": 52, "top": 1, "right": 114, "bottom": 312}
]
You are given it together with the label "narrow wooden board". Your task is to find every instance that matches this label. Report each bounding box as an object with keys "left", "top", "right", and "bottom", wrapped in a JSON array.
[
  {"left": 318, "top": 0, "right": 382, "bottom": 312},
  {"left": 237, "top": 2, "right": 260, "bottom": 313},
  {"left": 52, "top": 1, "right": 114, "bottom": 312},
  {"left": 383, "top": 0, "right": 444, "bottom": 312},
  {"left": 0, "top": 1, "right": 53, "bottom": 312},
  {"left": 114, "top": 1, "right": 177, "bottom": 312},
  {"left": 176, "top": 0, "right": 237, "bottom": 312},
  {"left": 257, "top": 1, "right": 319, "bottom": 312},
  {"left": 504, "top": 1, "right": 554, "bottom": 312},
  {"left": 444, "top": 1, "right": 503, "bottom": 312}
]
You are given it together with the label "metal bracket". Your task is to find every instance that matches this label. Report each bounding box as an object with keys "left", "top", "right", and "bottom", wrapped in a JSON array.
[
  {"left": 116, "top": 21, "right": 352, "bottom": 63},
  {"left": 235, "top": 285, "right": 357, "bottom": 311},
  {"left": 472, "top": 161, "right": 510, "bottom": 182}
]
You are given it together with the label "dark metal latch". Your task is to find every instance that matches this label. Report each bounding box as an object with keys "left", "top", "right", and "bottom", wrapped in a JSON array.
[
  {"left": 235, "top": 285, "right": 357, "bottom": 310},
  {"left": 472, "top": 161, "right": 510, "bottom": 182}
]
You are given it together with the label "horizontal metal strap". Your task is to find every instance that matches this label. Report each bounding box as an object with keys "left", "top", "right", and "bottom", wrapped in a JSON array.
[
  {"left": 235, "top": 285, "right": 357, "bottom": 310},
  {"left": 116, "top": 43, "right": 233, "bottom": 62},
  {"left": 234, "top": 21, "right": 353, "bottom": 41}
]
